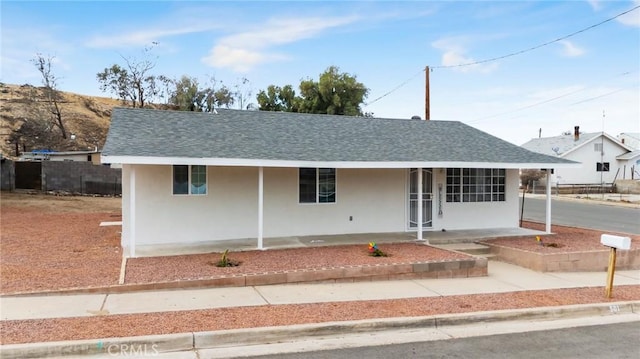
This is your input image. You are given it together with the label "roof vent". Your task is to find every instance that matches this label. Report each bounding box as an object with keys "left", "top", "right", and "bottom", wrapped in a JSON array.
[{"left": 411, "top": 115, "right": 422, "bottom": 120}]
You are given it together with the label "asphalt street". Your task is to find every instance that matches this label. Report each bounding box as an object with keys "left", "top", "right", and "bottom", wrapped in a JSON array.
[
  {"left": 249, "top": 322, "right": 640, "bottom": 359},
  {"left": 521, "top": 197, "right": 640, "bottom": 234}
]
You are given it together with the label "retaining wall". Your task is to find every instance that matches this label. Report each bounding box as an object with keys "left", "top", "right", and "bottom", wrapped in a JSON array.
[{"left": 481, "top": 242, "right": 640, "bottom": 272}]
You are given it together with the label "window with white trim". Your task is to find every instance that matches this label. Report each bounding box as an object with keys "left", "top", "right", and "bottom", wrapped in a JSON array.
[
  {"left": 173, "top": 165, "right": 207, "bottom": 195},
  {"left": 299, "top": 168, "right": 336, "bottom": 203},
  {"left": 446, "top": 168, "right": 505, "bottom": 202},
  {"left": 596, "top": 162, "right": 609, "bottom": 172}
]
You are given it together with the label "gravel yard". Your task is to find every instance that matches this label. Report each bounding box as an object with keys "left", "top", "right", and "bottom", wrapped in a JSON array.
[
  {"left": 125, "top": 243, "right": 469, "bottom": 284},
  {"left": 1, "top": 192, "right": 122, "bottom": 294},
  {"left": 1, "top": 192, "right": 639, "bottom": 345},
  {"left": 1, "top": 285, "right": 638, "bottom": 345},
  {"left": 1, "top": 192, "right": 637, "bottom": 294},
  {"left": 496, "top": 221, "right": 640, "bottom": 252}
]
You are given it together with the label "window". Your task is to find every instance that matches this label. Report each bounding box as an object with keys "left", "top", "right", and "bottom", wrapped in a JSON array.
[
  {"left": 299, "top": 168, "right": 336, "bottom": 203},
  {"left": 594, "top": 143, "right": 603, "bottom": 152},
  {"left": 596, "top": 162, "right": 610, "bottom": 172},
  {"left": 173, "top": 165, "right": 207, "bottom": 195},
  {"left": 446, "top": 168, "right": 505, "bottom": 202}
]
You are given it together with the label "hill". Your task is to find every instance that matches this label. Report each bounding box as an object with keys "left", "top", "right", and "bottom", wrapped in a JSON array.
[{"left": 0, "top": 83, "right": 120, "bottom": 159}]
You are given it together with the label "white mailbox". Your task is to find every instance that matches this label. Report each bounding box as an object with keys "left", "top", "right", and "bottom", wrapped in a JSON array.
[{"left": 600, "top": 234, "right": 631, "bottom": 250}]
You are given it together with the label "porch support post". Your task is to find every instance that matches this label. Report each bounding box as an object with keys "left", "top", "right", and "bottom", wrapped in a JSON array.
[
  {"left": 545, "top": 168, "right": 552, "bottom": 234},
  {"left": 129, "top": 165, "right": 136, "bottom": 258},
  {"left": 417, "top": 167, "right": 423, "bottom": 241},
  {"left": 258, "top": 166, "right": 264, "bottom": 250}
]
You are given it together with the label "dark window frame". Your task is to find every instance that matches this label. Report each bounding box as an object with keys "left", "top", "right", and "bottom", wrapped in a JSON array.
[{"left": 299, "top": 168, "right": 336, "bottom": 204}]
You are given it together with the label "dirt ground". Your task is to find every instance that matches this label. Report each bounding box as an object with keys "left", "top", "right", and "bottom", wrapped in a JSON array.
[{"left": 0, "top": 191, "right": 122, "bottom": 294}]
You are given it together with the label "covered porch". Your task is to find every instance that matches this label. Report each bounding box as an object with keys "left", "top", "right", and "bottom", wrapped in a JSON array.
[{"left": 133, "top": 226, "right": 546, "bottom": 257}]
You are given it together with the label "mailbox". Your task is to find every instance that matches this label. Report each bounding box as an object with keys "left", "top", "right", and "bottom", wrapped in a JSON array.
[{"left": 600, "top": 234, "right": 631, "bottom": 250}]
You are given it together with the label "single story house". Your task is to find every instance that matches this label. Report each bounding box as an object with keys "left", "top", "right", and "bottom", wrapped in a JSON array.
[
  {"left": 102, "top": 108, "right": 578, "bottom": 257},
  {"left": 522, "top": 126, "right": 638, "bottom": 184}
]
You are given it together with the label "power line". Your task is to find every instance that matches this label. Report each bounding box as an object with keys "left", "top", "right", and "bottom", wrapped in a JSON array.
[
  {"left": 467, "top": 71, "right": 636, "bottom": 124},
  {"left": 364, "top": 68, "right": 425, "bottom": 106},
  {"left": 364, "top": 5, "right": 639, "bottom": 106},
  {"left": 569, "top": 87, "right": 628, "bottom": 106},
  {"left": 432, "top": 5, "right": 640, "bottom": 69}
]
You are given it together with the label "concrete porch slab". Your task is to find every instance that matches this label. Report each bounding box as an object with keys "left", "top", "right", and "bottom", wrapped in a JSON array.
[{"left": 133, "top": 228, "right": 544, "bottom": 258}]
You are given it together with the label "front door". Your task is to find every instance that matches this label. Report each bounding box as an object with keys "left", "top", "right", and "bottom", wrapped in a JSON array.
[{"left": 408, "top": 168, "right": 432, "bottom": 229}]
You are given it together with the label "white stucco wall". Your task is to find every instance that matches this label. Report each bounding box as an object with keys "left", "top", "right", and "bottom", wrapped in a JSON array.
[
  {"left": 431, "top": 169, "right": 520, "bottom": 230},
  {"left": 550, "top": 138, "right": 629, "bottom": 185},
  {"left": 121, "top": 165, "right": 522, "bottom": 249}
]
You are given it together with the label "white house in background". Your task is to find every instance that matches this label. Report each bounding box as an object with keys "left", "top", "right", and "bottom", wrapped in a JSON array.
[
  {"left": 522, "top": 126, "right": 638, "bottom": 184},
  {"left": 617, "top": 133, "right": 640, "bottom": 150},
  {"left": 102, "top": 108, "right": 577, "bottom": 257}
]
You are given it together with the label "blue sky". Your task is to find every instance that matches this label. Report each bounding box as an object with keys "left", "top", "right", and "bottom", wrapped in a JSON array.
[{"left": 1, "top": 0, "right": 638, "bottom": 145}]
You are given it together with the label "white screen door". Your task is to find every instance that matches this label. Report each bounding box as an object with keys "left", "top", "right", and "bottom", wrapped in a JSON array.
[{"left": 408, "top": 168, "right": 432, "bottom": 229}]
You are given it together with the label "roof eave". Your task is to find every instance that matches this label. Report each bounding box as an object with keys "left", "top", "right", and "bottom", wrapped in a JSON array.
[{"left": 101, "top": 155, "right": 580, "bottom": 169}]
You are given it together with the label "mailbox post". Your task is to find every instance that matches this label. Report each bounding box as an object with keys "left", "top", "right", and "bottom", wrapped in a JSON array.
[{"left": 600, "top": 234, "right": 631, "bottom": 298}]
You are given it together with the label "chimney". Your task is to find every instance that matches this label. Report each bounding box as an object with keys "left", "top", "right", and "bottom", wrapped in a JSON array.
[{"left": 574, "top": 126, "right": 580, "bottom": 141}]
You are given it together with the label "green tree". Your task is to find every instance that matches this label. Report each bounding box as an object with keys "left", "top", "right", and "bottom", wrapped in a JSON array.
[
  {"left": 96, "top": 45, "right": 159, "bottom": 108},
  {"left": 256, "top": 84, "right": 297, "bottom": 112},
  {"left": 257, "top": 66, "right": 369, "bottom": 116},
  {"left": 170, "top": 75, "right": 201, "bottom": 111},
  {"left": 166, "top": 75, "right": 236, "bottom": 112}
]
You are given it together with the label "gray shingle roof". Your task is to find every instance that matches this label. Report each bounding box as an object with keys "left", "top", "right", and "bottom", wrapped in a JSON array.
[
  {"left": 521, "top": 133, "right": 601, "bottom": 156},
  {"left": 102, "top": 107, "right": 575, "bottom": 166}
]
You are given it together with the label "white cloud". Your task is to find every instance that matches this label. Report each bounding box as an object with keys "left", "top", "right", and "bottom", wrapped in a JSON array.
[
  {"left": 431, "top": 37, "right": 499, "bottom": 73},
  {"left": 86, "top": 24, "right": 221, "bottom": 49},
  {"left": 587, "top": 0, "right": 601, "bottom": 11},
  {"left": 201, "top": 15, "right": 359, "bottom": 72},
  {"left": 558, "top": 40, "right": 585, "bottom": 57},
  {"left": 616, "top": 0, "right": 640, "bottom": 27}
]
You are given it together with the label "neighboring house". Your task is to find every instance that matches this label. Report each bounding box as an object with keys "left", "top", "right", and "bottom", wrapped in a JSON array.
[
  {"left": 102, "top": 108, "right": 576, "bottom": 257},
  {"left": 20, "top": 149, "right": 102, "bottom": 165},
  {"left": 617, "top": 132, "right": 640, "bottom": 150},
  {"left": 522, "top": 126, "right": 637, "bottom": 184}
]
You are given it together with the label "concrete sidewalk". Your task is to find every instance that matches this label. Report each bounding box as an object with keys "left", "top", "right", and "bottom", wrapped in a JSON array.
[{"left": 2, "top": 261, "right": 638, "bottom": 321}]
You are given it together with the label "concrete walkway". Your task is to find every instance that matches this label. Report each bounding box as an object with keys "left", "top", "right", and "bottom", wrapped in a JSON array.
[{"left": 2, "top": 261, "right": 638, "bottom": 321}]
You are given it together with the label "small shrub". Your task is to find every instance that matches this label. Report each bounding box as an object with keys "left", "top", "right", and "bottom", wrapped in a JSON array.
[
  {"left": 212, "top": 249, "right": 240, "bottom": 267},
  {"left": 368, "top": 242, "right": 388, "bottom": 257}
]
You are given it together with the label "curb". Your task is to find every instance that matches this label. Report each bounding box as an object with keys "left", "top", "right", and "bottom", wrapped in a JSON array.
[{"left": 2, "top": 301, "right": 638, "bottom": 358}]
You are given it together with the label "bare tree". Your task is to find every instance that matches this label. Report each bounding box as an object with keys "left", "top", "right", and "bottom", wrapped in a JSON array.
[
  {"left": 233, "top": 77, "right": 253, "bottom": 110},
  {"left": 32, "top": 54, "right": 67, "bottom": 139}
]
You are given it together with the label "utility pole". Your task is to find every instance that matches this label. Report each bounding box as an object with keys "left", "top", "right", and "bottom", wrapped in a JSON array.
[{"left": 424, "top": 66, "right": 430, "bottom": 120}]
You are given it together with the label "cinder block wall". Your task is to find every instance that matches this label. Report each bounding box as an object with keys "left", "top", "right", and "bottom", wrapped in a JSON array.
[
  {"left": 615, "top": 180, "right": 640, "bottom": 194},
  {"left": 42, "top": 161, "right": 121, "bottom": 194},
  {"left": 0, "top": 159, "right": 15, "bottom": 190}
]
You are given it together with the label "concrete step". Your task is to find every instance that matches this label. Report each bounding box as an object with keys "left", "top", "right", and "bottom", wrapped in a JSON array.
[{"left": 432, "top": 243, "right": 492, "bottom": 256}]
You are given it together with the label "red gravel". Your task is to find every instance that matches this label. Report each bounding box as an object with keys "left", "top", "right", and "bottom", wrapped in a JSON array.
[
  {"left": 485, "top": 221, "right": 640, "bottom": 253},
  {"left": 1, "top": 285, "right": 638, "bottom": 345},
  {"left": 125, "top": 243, "right": 469, "bottom": 284},
  {"left": 0, "top": 202, "right": 122, "bottom": 294}
]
